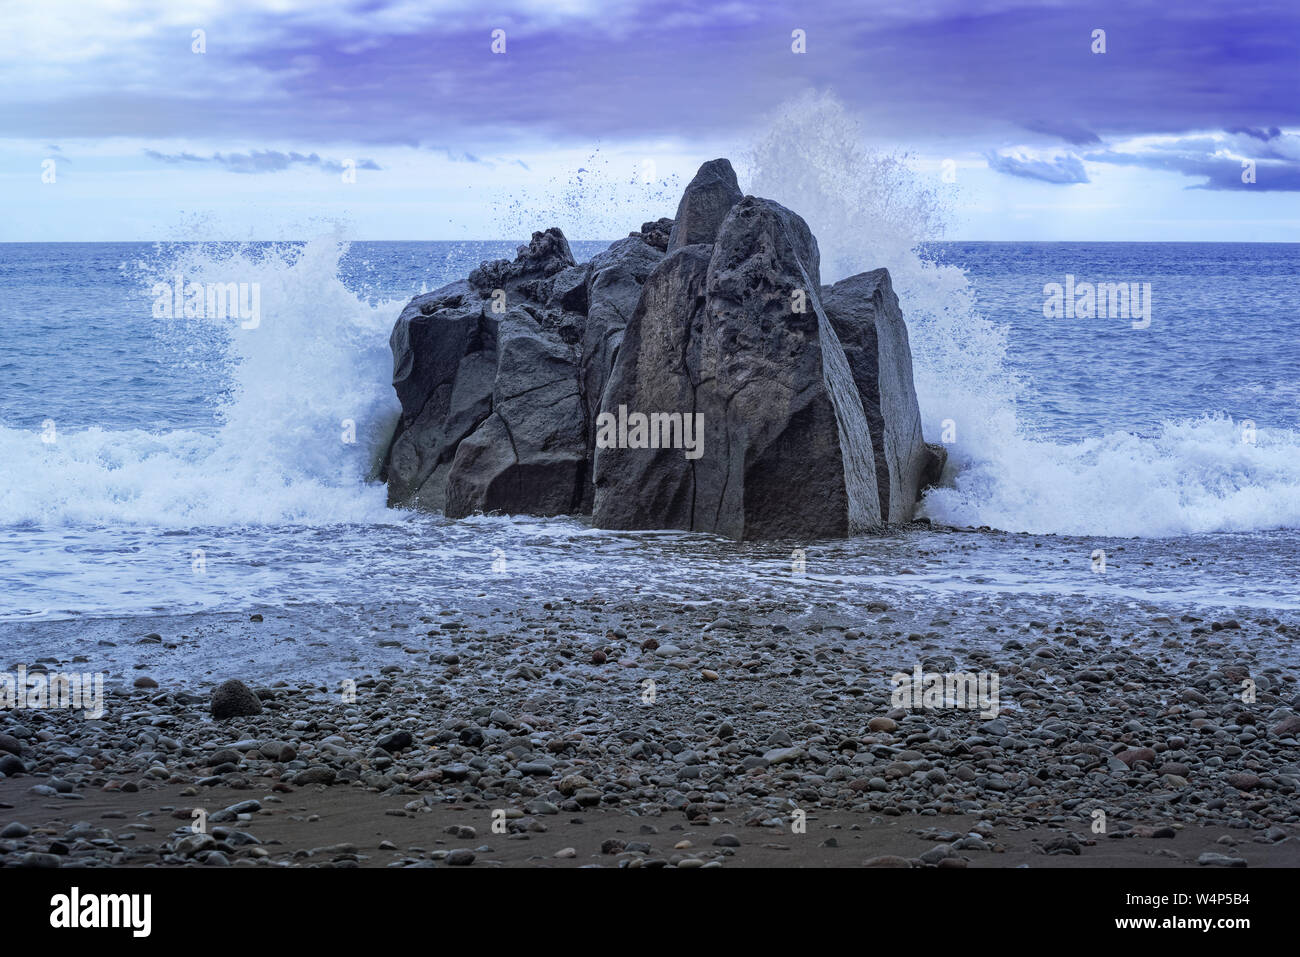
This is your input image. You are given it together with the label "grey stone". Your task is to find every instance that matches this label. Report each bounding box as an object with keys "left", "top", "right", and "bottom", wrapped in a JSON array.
[
  {"left": 292, "top": 766, "right": 337, "bottom": 786},
  {"left": 209, "top": 679, "right": 263, "bottom": 720},
  {"left": 377, "top": 731, "right": 412, "bottom": 753},
  {"left": 667, "top": 158, "right": 743, "bottom": 250},
  {"left": 0, "top": 754, "right": 25, "bottom": 776},
  {"left": 1197, "top": 852, "right": 1247, "bottom": 867},
  {"left": 259, "top": 741, "right": 297, "bottom": 762}
]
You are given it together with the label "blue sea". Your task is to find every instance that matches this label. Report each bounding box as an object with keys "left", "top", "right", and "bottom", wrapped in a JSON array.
[{"left": 1, "top": 239, "right": 1298, "bottom": 630}]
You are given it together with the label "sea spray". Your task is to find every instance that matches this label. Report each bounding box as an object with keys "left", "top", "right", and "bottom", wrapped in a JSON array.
[
  {"left": 739, "top": 90, "right": 1300, "bottom": 536},
  {"left": 0, "top": 239, "right": 401, "bottom": 526},
  {"left": 741, "top": 90, "right": 1021, "bottom": 492}
]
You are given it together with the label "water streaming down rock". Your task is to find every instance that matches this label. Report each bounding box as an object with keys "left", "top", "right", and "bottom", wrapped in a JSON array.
[
  {"left": 381, "top": 158, "right": 943, "bottom": 539},
  {"left": 822, "top": 270, "right": 934, "bottom": 522},
  {"left": 809, "top": 280, "right": 881, "bottom": 533}
]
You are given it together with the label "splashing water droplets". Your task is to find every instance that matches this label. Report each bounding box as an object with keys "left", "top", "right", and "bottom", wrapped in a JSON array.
[{"left": 737, "top": 91, "right": 1300, "bottom": 535}]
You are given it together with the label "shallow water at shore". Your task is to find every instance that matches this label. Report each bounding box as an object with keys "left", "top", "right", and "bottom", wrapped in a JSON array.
[
  {"left": 3, "top": 519, "right": 1296, "bottom": 688},
  {"left": 6, "top": 516, "right": 1300, "bottom": 620}
]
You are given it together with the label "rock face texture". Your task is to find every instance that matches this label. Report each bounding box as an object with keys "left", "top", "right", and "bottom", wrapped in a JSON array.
[
  {"left": 384, "top": 228, "right": 616, "bottom": 518},
  {"left": 382, "top": 158, "right": 943, "bottom": 539},
  {"left": 666, "top": 158, "right": 744, "bottom": 251},
  {"left": 593, "top": 194, "right": 882, "bottom": 538}
]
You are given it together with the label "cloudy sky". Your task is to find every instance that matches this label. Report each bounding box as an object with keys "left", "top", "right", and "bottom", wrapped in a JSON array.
[{"left": 2, "top": 0, "right": 1298, "bottom": 241}]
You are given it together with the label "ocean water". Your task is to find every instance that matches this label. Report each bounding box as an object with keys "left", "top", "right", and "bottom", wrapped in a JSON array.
[{"left": 0, "top": 237, "right": 1297, "bottom": 627}]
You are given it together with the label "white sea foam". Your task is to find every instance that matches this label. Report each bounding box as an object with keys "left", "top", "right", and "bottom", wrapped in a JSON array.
[{"left": 0, "top": 239, "right": 401, "bottom": 526}]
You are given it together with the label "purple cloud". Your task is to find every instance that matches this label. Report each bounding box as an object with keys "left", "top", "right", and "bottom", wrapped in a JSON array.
[
  {"left": 986, "top": 151, "right": 1089, "bottom": 184},
  {"left": 2, "top": 0, "right": 1295, "bottom": 148},
  {"left": 1086, "top": 145, "right": 1300, "bottom": 191},
  {"left": 1020, "top": 120, "right": 1102, "bottom": 147},
  {"left": 1072, "top": 128, "right": 1300, "bottom": 190},
  {"left": 143, "top": 149, "right": 382, "bottom": 174}
]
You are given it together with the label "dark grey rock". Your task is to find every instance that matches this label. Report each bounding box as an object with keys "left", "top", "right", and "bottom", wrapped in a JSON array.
[
  {"left": 591, "top": 244, "right": 712, "bottom": 533},
  {"left": 470, "top": 227, "right": 575, "bottom": 294},
  {"left": 292, "top": 766, "right": 337, "bottom": 786},
  {"left": 208, "top": 748, "right": 242, "bottom": 766},
  {"left": 1197, "top": 852, "right": 1247, "bottom": 867},
  {"left": 631, "top": 218, "right": 674, "bottom": 251},
  {"left": 595, "top": 196, "right": 882, "bottom": 538},
  {"left": 577, "top": 237, "right": 665, "bottom": 511},
  {"left": 667, "top": 158, "right": 743, "bottom": 250},
  {"left": 384, "top": 229, "right": 608, "bottom": 518},
  {"left": 210, "top": 799, "right": 260, "bottom": 824},
  {"left": 383, "top": 279, "right": 493, "bottom": 510},
  {"left": 174, "top": 833, "right": 215, "bottom": 857},
  {"left": 210, "top": 679, "right": 263, "bottom": 720},
  {"left": 0, "top": 754, "right": 25, "bottom": 776},
  {"left": 822, "top": 269, "right": 936, "bottom": 522},
  {"left": 377, "top": 731, "right": 412, "bottom": 753},
  {"left": 259, "top": 741, "right": 297, "bottom": 762},
  {"left": 443, "top": 315, "right": 587, "bottom": 518}
]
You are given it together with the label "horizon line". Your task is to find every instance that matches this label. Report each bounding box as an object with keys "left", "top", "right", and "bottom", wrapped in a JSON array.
[{"left": 3, "top": 238, "right": 1298, "bottom": 246}]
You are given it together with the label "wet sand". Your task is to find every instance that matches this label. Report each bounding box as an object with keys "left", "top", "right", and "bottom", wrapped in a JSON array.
[{"left": 3, "top": 778, "right": 1297, "bottom": 868}]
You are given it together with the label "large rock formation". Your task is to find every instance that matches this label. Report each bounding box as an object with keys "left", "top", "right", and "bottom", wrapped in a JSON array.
[{"left": 382, "top": 158, "right": 944, "bottom": 539}]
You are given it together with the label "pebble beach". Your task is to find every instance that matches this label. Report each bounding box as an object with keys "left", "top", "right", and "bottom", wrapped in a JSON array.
[{"left": 4, "top": 537, "right": 1297, "bottom": 868}]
